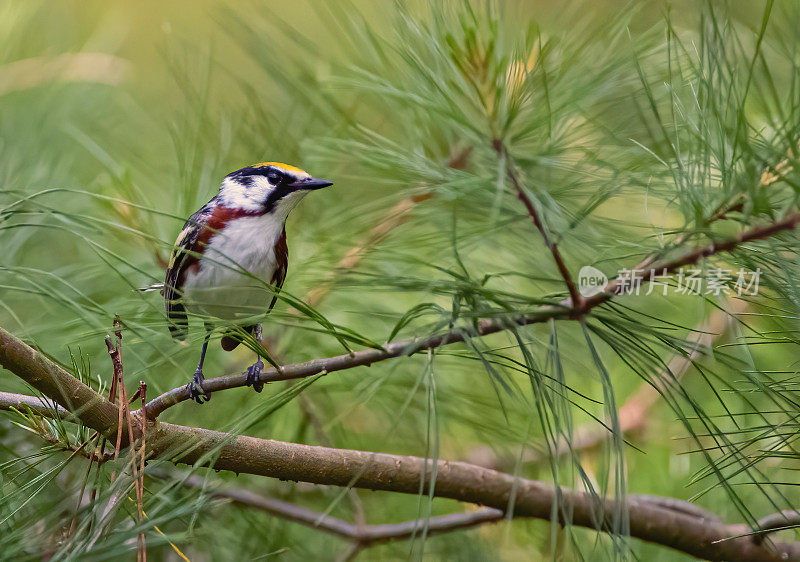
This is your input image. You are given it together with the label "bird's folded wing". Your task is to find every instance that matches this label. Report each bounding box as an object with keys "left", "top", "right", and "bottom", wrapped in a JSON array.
[{"left": 164, "top": 198, "right": 217, "bottom": 340}]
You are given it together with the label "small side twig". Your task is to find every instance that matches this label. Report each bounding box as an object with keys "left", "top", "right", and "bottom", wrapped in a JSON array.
[
  {"left": 105, "top": 335, "right": 125, "bottom": 462},
  {"left": 104, "top": 319, "right": 146, "bottom": 557},
  {"left": 493, "top": 140, "right": 582, "bottom": 309},
  {"left": 137, "top": 380, "right": 147, "bottom": 562},
  {"left": 752, "top": 510, "right": 800, "bottom": 544},
  {"left": 41, "top": 431, "right": 110, "bottom": 464},
  {"left": 71, "top": 352, "right": 123, "bottom": 536}
]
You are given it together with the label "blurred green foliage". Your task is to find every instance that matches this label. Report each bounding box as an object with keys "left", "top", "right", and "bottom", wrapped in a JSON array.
[{"left": 2, "top": 0, "right": 800, "bottom": 560}]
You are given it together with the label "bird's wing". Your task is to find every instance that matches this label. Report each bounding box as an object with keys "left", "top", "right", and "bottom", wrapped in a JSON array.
[
  {"left": 268, "top": 226, "right": 289, "bottom": 313},
  {"left": 164, "top": 197, "right": 216, "bottom": 340}
]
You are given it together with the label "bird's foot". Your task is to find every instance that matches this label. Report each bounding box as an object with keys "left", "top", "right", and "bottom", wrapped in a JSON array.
[
  {"left": 245, "top": 359, "right": 265, "bottom": 393},
  {"left": 187, "top": 369, "right": 211, "bottom": 404}
]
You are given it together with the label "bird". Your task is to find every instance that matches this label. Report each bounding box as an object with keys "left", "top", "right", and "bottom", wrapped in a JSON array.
[{"left": 162, "top": 162, "right": 332, "bottom": 404}]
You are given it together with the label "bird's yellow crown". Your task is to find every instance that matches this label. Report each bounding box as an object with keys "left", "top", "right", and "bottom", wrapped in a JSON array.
[{"left": 254, "top": 162, "right": 307, "bottom": 175}]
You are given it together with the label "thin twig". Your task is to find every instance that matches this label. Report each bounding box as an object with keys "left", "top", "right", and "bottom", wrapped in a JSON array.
[
  {"left": 138, "top": 381, "right": 147, "bottom": 562},
  {"left": 157, "top": 472, "right": 503, "bottom": 546},
  {"left": 71, "top": 360, "right": 125, "bottom": 535},
  {"left": 586, "top": 211, "right": 799, "bottom": 307},
  {"left": 105, "top": 335, "right": 125, "bottom": 463},
  {"left": 493, "top": 140, "right": 582, "bottom": 308},
  {"left": 752, "top": 510, "right": 800, "bottom": 544},
  {"left": 635, "top": 194, "right": 747, "bottom": 273},
  {"left": 105, "top": 322, "right": 146, "bottom": 555},
  {"left": 0, "top": 390, "right": 74, "bottom": 420},
  {"left": 38, "top": 431, "right": 111, "bottom": 464}
]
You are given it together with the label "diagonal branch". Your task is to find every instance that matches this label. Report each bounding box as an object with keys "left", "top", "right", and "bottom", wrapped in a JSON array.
[
  {"left": 591, "top": 212, "right": 799, "bottom": 306},
  {"left": 492, "top": 136, "right": 790, "bottom": 310},
  {"left": 142, "top": 211, "right": 800, "bottom": 416},
  {"left": 0, "top": 326, "right": 122, "bottom": 434},
  {"left": 635, "top": 194, "right": 747, "bottom": 273},
  {"left": 493, "top": 140, "right": 582, "bottom": 307}
]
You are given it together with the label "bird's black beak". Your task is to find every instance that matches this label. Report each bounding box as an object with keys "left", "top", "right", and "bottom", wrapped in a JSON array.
[{"left": 288, "top": 177, "right": 333, "bottom": 191}]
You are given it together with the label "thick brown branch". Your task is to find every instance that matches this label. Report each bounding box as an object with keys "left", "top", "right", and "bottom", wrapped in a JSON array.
[
  {"left": 0, "top": 327, "right": 121, "bottom": 435},
  {"left": 142, "top": 212, "right": 800, "bottom": 417}
]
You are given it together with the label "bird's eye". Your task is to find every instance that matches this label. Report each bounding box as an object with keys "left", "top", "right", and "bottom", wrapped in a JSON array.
[{"left": 266, "top": 170, "right": 283, "bottom": 184}]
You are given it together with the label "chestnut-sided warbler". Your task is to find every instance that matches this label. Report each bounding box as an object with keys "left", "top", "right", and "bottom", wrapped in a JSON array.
[{"left": 162, "top": 162, "right": 332, "bottom": 403}]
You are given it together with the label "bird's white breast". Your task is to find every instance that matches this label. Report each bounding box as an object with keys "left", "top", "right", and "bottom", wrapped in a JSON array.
[{"left": 183, "top": 213, "right": 284, "bottom": 321}]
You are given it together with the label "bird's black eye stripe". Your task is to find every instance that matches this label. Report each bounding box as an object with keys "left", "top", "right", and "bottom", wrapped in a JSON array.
[
  {"left": 266, "top": 168, "right": 284, "bottom": 184},
  {"left": 225, "top": 165, "right": 292, "bottom": 190}
]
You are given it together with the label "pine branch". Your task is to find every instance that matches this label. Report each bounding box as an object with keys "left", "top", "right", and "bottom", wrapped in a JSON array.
[
  {"left": 88, "top": 424, "right": 800, "bottom": 561},
  {"left": 39, "top": 432, "right": 112, "bottom": 464},
  {"left": 1, "top": 206, "right": 798, "bottom": 562},
  {"left": 142, "top": 211, "right": 800, "bottom": 416}
]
